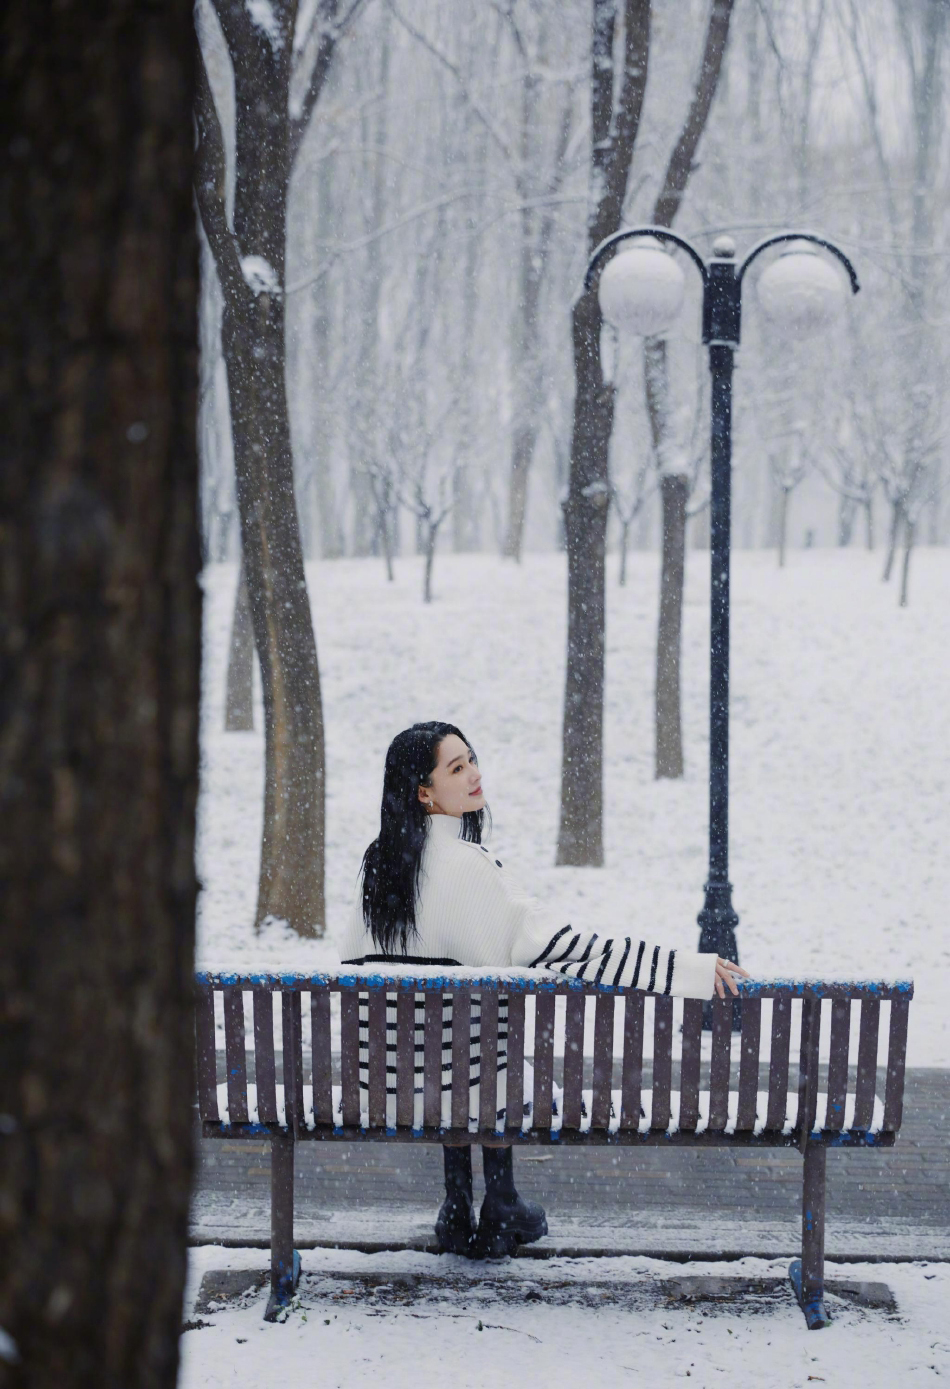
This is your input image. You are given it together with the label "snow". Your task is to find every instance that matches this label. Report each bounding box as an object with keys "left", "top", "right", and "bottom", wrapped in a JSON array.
[
  {"left": 197, "top": 548, "right": 950, "bottom": 1065},
  {"left": 598, "top": 239, "right": 687, "bottom": 337},
  {"left": 756, "top": 244, "right": 847, "bottom": 338},
  {"left": 239, "top": 255, "right": 281, "bottom": 296},
  {"left": 245, "top": 0, "right": 283, "bottom": 52},
  {"left": 178, "top": 1245, "right": 950, "bottom": 1387}
]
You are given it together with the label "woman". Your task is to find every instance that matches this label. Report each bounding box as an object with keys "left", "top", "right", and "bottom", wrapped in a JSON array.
[{"left": 340, "top": 721, "right": 747, "bottom": 1259}]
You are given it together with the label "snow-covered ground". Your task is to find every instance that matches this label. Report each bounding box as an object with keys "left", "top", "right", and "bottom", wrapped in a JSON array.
[
  {"left": 178, "top": 1246, "right": 950, "bottom": 1387},
  {"left": 197, "top": 548, "right": 950, "bottom": 1066}
]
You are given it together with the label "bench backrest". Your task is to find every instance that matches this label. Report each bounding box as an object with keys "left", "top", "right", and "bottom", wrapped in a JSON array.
[{"left": 195, "top": 971, "right": 912, "bottom": 1146}]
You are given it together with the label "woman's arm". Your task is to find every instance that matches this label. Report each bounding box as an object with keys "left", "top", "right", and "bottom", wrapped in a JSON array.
[{"left": 510, "top": 908, "right": 720, "bottom": 1001}]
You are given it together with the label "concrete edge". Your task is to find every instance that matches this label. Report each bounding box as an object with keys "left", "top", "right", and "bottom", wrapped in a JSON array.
[{"left": 187, "top": 1236, "right": 950, "bottom": 1264}]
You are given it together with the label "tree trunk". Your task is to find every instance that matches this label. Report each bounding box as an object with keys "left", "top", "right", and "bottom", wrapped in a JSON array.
[
  {"left": 557, "top": 0, "right": 652, "bottom": 868},
  {"left": 837, "top": 494, "right": 856, "bottom": 547},
  {"left": 558, "top": 292, "right": 614, "bottom": 866},
  {"left": 503, "top": 221, "right": 545, "bottom": 562},
  {"left": 642, "top": 0, "right": 735, "bottom": 788},
  {"left": 865, "top": 498, "right": 875, "bottom": 550},
  {"left": 225, "top": 555, "right": 255, "bottom": 731},
  {"left": 221, "top": 274, "right": 325, "bottom": 936},
  {"left": 504, "top": 418, "right": 542, "bottom": 562},
  {"left": 196, "top": 9, "right": 329, "bottom": 936},
  {"left": 655, "top": 475, "right": 689, "bottom": 779},
  {"left": 423, "top": 523, "right": 437, "bottom": 604},
  {"left": 619, "top": 518, "right": 631, "bottom": 587},
  {"left": 882, "top": 499, "right": 902, "bottom": 581},
  {"left": 899, "top": 514, "right": 915, "bottom": 608},
  {"left": 0, "top": 2, "right": 199, "bottom": 1383},
  {"left": 778, "top": 486, "right": 790, "bottom": 567}
]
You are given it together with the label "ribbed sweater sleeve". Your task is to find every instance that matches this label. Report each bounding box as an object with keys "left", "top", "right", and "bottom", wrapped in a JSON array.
[
  {"left": 507, "top": 893, "right": 717, "bottom": 1001},
  {"left": 449, "top": 847, "right": 717, "bottom": 1001}
]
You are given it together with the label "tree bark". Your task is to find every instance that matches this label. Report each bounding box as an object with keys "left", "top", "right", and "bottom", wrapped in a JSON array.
[
  {"left": 195, "top": 1, "right": 343, "bottom": 936},
  {"left": 882, "top": 498, "right": 902, "bottom": 581},
  {"left": 899, "top": 514, "right": 915, "bottom": 608},
  {"left": 778, "top": 486, "right": 790, "bottom": 567},
  {"left": 557, "top": 0, "right": 651, "bottom": 867},
  {"left": 423, "top": 524, "right": 437, "bottom": 604},
  {"left": 0, "top": 1, "right": 199, "bottom": 1383},
  {"left": 225, "top": 555, "right": 255, "bottom": 731},
  {"left": 644, "top": 0, "right": 735, "bottom": 784},
  {"left": 655, "top": 475, "right": 689, "bottom": 778},
  {"left": 837, "top": 494, "right": 856, "bottom": 547}
]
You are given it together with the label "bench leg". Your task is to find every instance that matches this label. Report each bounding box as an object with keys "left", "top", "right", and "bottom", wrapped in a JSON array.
[
  {"left": 789, "top": 1143, "right": 830, "bottom": 1329},
  {"left": 264, "top": 1130, "right": 301, "bottom": 1322}
]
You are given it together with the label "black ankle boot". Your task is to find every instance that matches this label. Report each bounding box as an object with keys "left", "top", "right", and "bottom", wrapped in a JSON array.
[
  {"left": 435, "top": 1145, "right": 476, "bottom": 1255},
  {"left": 472, "top": 1146, "right": 547, "bottom": 1259}
]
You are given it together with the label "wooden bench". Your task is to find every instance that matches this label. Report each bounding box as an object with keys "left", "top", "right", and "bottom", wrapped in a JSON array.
[{"left": 194, "top": 968, "right": 912, "bottom": 1327}]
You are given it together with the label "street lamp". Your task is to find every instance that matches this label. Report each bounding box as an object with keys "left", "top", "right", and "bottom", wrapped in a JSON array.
[{"left": 586, "top": 227, "right": 859, "bottom": 968}]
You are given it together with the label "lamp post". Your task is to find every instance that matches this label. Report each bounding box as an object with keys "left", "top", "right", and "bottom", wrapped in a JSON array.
[{"left": 586, "top": 228, "right": 859, "bottom": 966}]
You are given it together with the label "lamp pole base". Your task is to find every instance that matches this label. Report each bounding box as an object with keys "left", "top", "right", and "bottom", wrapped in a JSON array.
[
  {"left": 697, "top": 881, "right": 739, "bottom": 961},
  {"left": 698, "top": 882, "right": 741, "bottom": 1031}
]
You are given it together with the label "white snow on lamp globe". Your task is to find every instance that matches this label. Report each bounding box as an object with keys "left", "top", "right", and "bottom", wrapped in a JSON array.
[
  {"left": 598, "top": 237, "right": 686, "bottom": 338},
  {"left": 756, "top": 241, "right": 845, "bottom": 338}
]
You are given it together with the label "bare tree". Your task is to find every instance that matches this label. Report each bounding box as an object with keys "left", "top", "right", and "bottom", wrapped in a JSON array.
[
  {"left": 643, "top": 0, "right": 736, "bottom": 780},
  {"left": 0, "top": 0, "right": 199, "bottom": 1381},
  {"left": 195, "top": 0, "right": 365, "bottom": 935},
  {"left": 557, "top": 0, "right": 652, "bottom": 866},
  {"left": 612, "top": 462, "right": 657, "bottom": 587},
  {"left": 766, "top": 426, "right": 811, "bottom": 568}
]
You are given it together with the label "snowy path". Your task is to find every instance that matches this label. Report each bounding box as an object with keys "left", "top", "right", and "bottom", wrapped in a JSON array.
[
  {"left": 197, "top": 549, "right": 950, "bottom": 1064},
  {"left": 178, "top": 1247, "right": 950, "bottom": 1387}
]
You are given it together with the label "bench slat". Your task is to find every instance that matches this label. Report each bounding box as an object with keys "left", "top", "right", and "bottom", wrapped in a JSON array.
[
  {"left": 280, "top": 990, "right": 303, "bottom": 1135},
  {"left": 451, "top": 990, "right": 471, "bottom": 1130},
  {"left": 423, "top": 993, "right": 443, "bottom": 1129},
  {"left": 253, "top": 988, "right": 278, "bottom": 1125},
  {"left": 708, "top": 998, "right": 732, "bottom": 1130},
  {"left": 367, "top": 991, "right": 388, "bottom": 1129},
  {"left": 766, "top": 996, "right": 791, "bottom": 1132},
  {"left": 195, "top": 982, "right": 219, "bottom": 1122},
  {"left": 562, "top": 994, "right": 586, "bottom": 1130},
  {"left": 505, "top": 993, "right": 525, "bottom": 1134},
  {"left": 396, "top": 992, "right": 415, "bottom": 1129},
  {"left": 340, "top": 991, "right": 360, "bottom": 1129},
  {"left": 479, "top": 990, "right": 499, "bottom": 1133},
  {"left": 798, "top": 997, "right": 821, "bottom": 1146},
  {"left": 223, "top": 986, "right": 249, "bottom": 1125},
  {"left": 853, "top": 997, "right": 880, "bottom": 1131},
  {"left": 309, "top": 989, "right": 332, "bottom": 1128},
  {"left": 679, "top": 999, "right": 703, "bottom": 1132},
  {"left": 883, "top": 997, "right": 909, "bottom": 1132},
  {"left": 620, "top": 993, "right": 644, "bottom": 1131},
  {"left": 533, "top": 992, "right": 556, "bottom": 1130},
  {"left": 825, "top": 998, "right": 850, "bottom": 1133},
  {"left": 651, "top": 997, "right": 673, "bottom": 1132},
  {"left": 736, "top": 998, "right": 761, "bottom": 1131},
  {"left": 590, "top": 994, "right": 615, "bottom": 1132}
]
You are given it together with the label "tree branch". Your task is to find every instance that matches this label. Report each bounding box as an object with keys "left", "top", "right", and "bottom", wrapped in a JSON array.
[
  {"left": 652, "top": 0, "right": 736, "bottom": 227},
  {"left": 385, "top": 0, "right": 515, "bottom": 166},
  {"left": 292, "top": 0, "right": 368, "bottom": 162},
  {"left": 194, "top": 45, "right": 246, "bottom": 305},
  {"left": 589, "top": 0, "right": 651, "bottom": 249}
]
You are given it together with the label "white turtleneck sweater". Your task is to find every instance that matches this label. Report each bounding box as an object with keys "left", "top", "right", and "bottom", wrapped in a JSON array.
[{"left": 340, "top": 812, "right": 717, "bottom": 1000}]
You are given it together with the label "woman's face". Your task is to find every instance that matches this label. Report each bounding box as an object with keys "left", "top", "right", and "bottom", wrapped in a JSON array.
[{"left": 419, "top": 734, "right": 485, "bottom": 818}]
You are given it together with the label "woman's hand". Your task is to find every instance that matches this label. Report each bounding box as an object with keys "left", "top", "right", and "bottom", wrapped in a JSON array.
[{"left": 714, "top": 958, "right": 750, "bottom": 999}]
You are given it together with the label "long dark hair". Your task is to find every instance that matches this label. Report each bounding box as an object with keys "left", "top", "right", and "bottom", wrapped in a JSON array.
[{"left": 361, "top": 721, "right": 488, "bottom": 955}]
